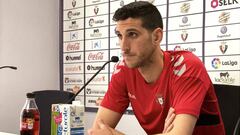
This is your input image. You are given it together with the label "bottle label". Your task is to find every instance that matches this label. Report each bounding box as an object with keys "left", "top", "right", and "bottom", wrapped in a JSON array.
[{"left": 21, "top": 118, "right": 35, "bottom": 130}]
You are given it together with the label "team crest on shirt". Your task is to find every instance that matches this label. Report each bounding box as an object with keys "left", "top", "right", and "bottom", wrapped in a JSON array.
[{"left": 156, "top": 94, "right": 164, "bottom": 106}]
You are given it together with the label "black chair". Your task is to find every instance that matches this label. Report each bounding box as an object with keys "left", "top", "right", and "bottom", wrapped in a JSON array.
[
  {"left": 33, "top": 90, "right": 75, "bottom": 135},
  {"left": 214, "top": 84, "right": 240, "bottom": 135}
]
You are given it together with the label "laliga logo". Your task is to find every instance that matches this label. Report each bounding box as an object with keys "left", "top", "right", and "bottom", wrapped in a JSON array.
[{"left": 211, "top": 58, "right": 221, "bottom": 69}]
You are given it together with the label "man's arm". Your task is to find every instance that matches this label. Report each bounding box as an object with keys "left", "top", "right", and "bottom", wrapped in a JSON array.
[
  {"left": 89, "top": 112, "right": 197, "bottom": 135},
  {"left": 153, "top": 114, "right": 197, "bottom": 135},
  {"left": 92, "top": 106, "right": 123, "bottom": 129}
]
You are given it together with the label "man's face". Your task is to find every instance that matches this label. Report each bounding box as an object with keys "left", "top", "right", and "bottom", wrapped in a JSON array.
[{"left": 115, "top": 18, "right": 157, "bottom": 68}]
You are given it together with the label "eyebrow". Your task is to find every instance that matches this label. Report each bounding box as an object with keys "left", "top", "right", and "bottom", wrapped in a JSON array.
[{"left": 115, "top": 28, "right": 139, "bottom": 35}]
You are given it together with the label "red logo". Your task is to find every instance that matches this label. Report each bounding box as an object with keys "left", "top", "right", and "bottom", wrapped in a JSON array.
[
  {"left": 88, "top": 52, "right": 104, "bottom": 60},
  {"left": 211, "top": 0, "right": 218, "bottom": 8},
  {"left": 219, "top": 42, "right": 228, "bottom": 54},
  {"left": 66, "top": 43, "right": 80, "bottom": 51}
]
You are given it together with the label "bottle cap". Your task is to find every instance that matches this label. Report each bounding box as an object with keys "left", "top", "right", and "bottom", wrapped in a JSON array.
[{"left": 26, "top": 93, "right": 35, "bottom": 98}]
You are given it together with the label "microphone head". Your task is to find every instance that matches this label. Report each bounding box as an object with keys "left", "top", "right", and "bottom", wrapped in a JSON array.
[
  {"left": 10, "top": 66, "right": 17, "bottom": 70},
  {"left": 111, "top": 56, "right": 119, "bottom": 63}
]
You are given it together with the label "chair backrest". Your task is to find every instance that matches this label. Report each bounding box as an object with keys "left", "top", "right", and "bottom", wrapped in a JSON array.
[
  {"left": 33, "top": 90, "right": 75, "bottom": 135},
  {"left": 214, "top": 84, "right": 240, "bottom": 135}
]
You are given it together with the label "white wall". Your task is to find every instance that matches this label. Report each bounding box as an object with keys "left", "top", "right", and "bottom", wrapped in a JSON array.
[{"left": 0, "top": 0, "right": 60, "bottom": 133}]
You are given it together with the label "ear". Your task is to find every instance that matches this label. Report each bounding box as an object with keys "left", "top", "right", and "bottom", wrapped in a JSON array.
[{"left": 151, "top": 28, "right": 163, "bottom": 46}]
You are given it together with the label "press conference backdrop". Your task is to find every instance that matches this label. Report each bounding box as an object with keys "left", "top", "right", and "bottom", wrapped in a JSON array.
[{"left": 60, "top": 0, "right": 240, "bottom": 110}]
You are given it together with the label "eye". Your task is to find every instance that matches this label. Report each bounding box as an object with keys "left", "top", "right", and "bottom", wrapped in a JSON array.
[
  {"left": 116, "top": 33, "right": 122, "bottom": 40},
  {"left": 128, "top": 32, "right": 138, "bottom": 38}
]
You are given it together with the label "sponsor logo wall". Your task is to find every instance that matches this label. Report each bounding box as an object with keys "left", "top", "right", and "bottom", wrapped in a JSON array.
[{"left": 62, "top": 0, "right": 240, "bottom": 110}]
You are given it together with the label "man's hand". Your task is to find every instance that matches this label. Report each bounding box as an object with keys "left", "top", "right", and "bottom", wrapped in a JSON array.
[
  {"left": 88, "top": 119, "right": 125, "bottom": 135},
  {"left": 163, "top": 107, "right": 175, "bottom": 133}
]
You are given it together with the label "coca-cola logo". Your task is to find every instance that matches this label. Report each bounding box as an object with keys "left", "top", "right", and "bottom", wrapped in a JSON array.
[
  {"left": 66, "top": 43, "right": 80, "bottom": 51},
  {"left": 88, "top": 52, "right": 104, "bottom": 60}
]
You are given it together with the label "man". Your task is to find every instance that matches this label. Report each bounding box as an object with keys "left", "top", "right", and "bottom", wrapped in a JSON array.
[{"left": 88, "top": 1, "right": 225, "bottom": 135}]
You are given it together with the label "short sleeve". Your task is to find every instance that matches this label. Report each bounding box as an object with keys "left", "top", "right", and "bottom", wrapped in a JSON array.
[
  {"left": 170, "top": 52, "right": 210, "bottom": 118},
  {"left": 101, "top": 62, "right": 130, "bottom": 114}
]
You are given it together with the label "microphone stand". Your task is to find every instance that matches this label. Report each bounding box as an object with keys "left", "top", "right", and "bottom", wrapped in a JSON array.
[
  {"left": 0, "top": 66, "right": 17, "bottom": 70},
  {"left": 66, "top": 61, "right": 112, "bottom": 104}
]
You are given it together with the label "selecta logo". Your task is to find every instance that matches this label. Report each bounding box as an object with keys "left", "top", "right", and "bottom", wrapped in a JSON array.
[
  {"left": 214, "top": 72, "right": 235, "bottom": 84},
  {"left": 88, "top": 52, "right": 104, "bottom": 60},
  {"left": 92, "top": 76, "right": 106, "bottom": 82},
  {"left": 211, "top": 0, "right": 239, "bottom": 8},
  {"left": 65, "top": 66, "right": 82, "bottom": 72},
  {"left": 212, "top": 58, "right": 221, "bottom": 69}
]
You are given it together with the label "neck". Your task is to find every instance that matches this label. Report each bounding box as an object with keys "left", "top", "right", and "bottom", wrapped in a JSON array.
[{"left": 138, "top": 48, "right": 164, "bottom": 84}]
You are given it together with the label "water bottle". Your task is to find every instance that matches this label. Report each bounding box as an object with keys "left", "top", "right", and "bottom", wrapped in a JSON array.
[{"left": 20, "top": 93, "right": 40, "bottom": 135}]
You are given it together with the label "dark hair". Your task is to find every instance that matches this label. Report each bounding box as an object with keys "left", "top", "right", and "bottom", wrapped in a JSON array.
[{"left": 113, "top": 1, "right": 163, "bottom": 31}]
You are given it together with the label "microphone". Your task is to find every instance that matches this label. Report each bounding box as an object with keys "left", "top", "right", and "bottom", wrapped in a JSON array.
[
  {"left": 0, "top": 66, "right": 17, "bottom": 70},
  {"left": 66, "top": 56, "right": 119, "bottom": 103}
]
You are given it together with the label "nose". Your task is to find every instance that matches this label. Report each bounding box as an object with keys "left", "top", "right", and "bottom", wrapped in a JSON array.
[{"left": 120, "top": 37, "right": 130, "bottom": 54}]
